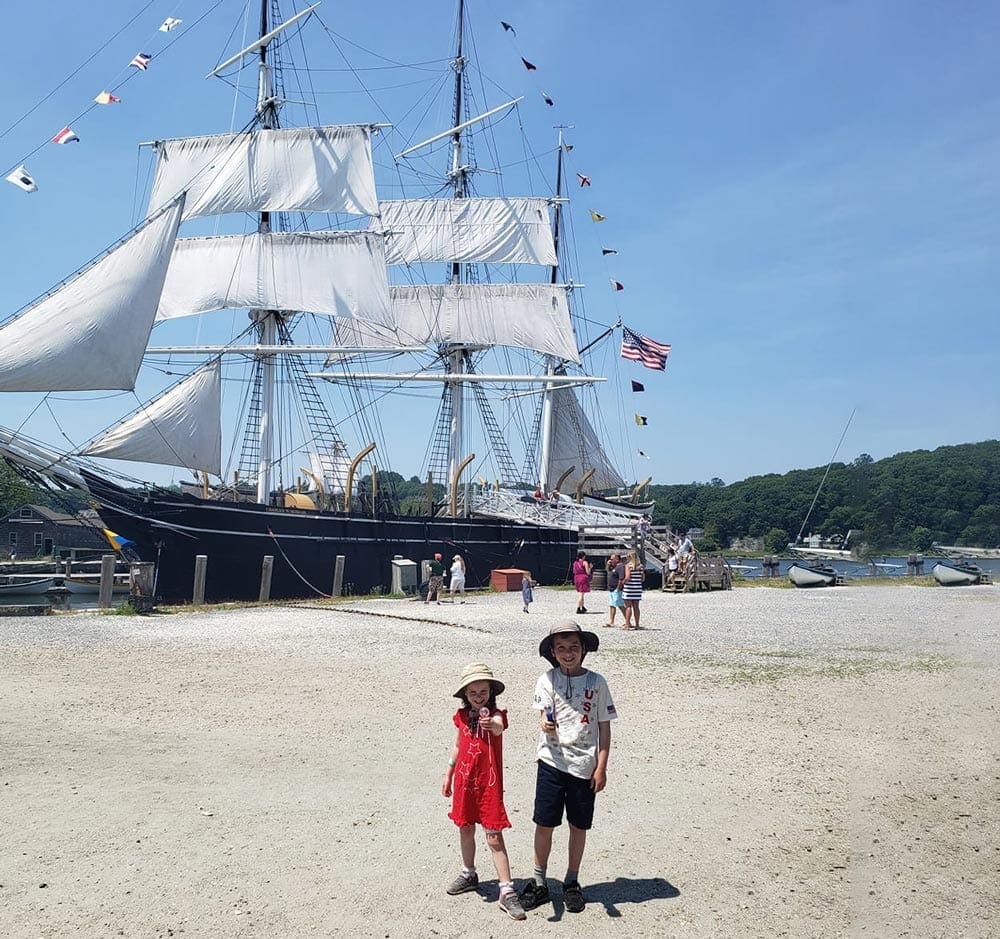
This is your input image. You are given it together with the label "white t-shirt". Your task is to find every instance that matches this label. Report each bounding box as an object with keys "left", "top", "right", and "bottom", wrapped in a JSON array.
[
  {"left": 533, "top": 667, "right": 617, "bottom": 780},
  {"left": 450, "top": 560, "right": 465, "bottom": 583}
]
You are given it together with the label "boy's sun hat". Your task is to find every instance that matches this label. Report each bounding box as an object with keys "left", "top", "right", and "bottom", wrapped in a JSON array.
[
  {"left": 539, "top": 619, "right": 599, "bottom": 666},
  {"left": 453, "top": 662, "right": 505, "bottom": 699}
]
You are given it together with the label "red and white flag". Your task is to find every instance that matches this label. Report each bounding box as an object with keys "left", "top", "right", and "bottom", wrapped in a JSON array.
[
  {"left": 129, "top": 53, "right": 152, "bottom": 71},
  {"left": 94, "top": 91, "right": 121, "bottom": 105},
  {"left": 52, "top": 126, "right": 80, "bottom": 144}
]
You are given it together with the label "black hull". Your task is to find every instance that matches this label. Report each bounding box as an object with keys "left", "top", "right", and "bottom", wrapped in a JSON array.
[{"left": 82, "top": 472, "right": 578, "bottom": 601}]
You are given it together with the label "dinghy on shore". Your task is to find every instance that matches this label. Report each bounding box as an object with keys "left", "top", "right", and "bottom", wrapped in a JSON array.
[
  {"left": 931, "top": 561, "right": 984, "bottom": 587},
  {"left": 788, "top": 562, "right": 838, "bottom": 588}
]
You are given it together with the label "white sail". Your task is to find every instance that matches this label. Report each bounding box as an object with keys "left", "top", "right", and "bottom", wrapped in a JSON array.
[
  {"left": 377, "top": 198, "right": 556, "bottom": 265},
  {"left": 546, "top": 383, "right": 626, "bottom": 492},
  {"left": 148, "top": 125, "right": 378, "bottom": 220},
  {"left": 82, "top": 361, "right": 222, "bottom": 475},
  {"left": 0, "top": 198, "right": 184, "bottom": 392},
  {"left": 157, "top": 232, "right": 392, "bottom": 323},
  {"left": 331, "top": 284, "right": 580, "bottom": 364},
  {"left": 308, "top": 446, "right": 351, "bottom": 495}
]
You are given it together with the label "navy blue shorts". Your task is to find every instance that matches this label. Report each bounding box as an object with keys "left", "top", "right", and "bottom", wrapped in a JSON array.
[{"left": 532, "top": 760, "right": 596, "bottom": 830}]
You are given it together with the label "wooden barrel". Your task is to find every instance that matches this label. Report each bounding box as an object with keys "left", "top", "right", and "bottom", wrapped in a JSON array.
[{"left": 590, "top": 569, "right": 607, "bottom": 591}]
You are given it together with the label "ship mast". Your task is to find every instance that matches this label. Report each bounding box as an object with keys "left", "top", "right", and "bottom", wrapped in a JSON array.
[
  {"left": 252, "top": 0, "right": 280, "bottom": 505},
  {"left": 445, "top": 0, "right": 468, "bottom": 512},
  {"left": 538, "top": 127, "right": 569, "bottom": 493}
]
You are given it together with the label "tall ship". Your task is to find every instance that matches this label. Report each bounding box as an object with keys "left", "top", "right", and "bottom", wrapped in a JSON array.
[{"left": 0, "top": 1, "right": 649, "bottom": 600}]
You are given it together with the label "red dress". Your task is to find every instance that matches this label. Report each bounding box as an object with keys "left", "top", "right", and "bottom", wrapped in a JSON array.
[{"left": 448, "top": 707, "right": 511, "bottom": 831}]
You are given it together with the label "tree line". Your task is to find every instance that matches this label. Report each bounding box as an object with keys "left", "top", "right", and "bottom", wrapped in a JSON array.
[
  {"left": 4, "top": 439, "right": 998, "bottom": 554},
  {"left": 646, "top": 440, "right": 1000, "bottom": 554}
]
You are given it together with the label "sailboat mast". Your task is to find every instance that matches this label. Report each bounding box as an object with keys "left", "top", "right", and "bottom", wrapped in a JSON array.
[
  {"left": 538, "top": 128, "right": 568, "bottom": 493},
  {"left": 446, "top": 0, "right": 467, "bottom": 511},
  {"left": 254, "top": 0, "right": 278, "bottom": 505}
]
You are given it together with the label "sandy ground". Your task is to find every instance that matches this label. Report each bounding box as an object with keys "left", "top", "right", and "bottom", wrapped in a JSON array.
[{"left": 1, "top": 582, "right": 998, "bottom": 938}]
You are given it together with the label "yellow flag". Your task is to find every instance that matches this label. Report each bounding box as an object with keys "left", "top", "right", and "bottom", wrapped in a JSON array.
[{"left": 589, "top": 210, "right": 607, "bottom": 222}]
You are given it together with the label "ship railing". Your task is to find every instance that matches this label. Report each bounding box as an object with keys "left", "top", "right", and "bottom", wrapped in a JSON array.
[{"left": 468, "top": 490, "right": 650, "bottom": 532}]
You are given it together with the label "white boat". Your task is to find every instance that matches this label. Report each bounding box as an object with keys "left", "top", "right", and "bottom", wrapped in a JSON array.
[
  {"left": 787, "top": 529, "right": 857, "bottom": 560},
  {"left": 60, "top": 576, "right": 131, "bottom": 595},
  {"left": 931, "top": 561, "right": 983, "bottom": 587},
  {"left": 0, "top": 2, "right": 651, "bottom": 601},
  {"left": 787, "top": 562, "right": 838, "bottom": 588},
  {"left": 0, "top": 577, "right": 56, "bottom": 595}
]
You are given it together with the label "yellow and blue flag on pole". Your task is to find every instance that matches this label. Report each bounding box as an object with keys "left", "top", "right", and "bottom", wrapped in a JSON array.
[{"left": 102, "top": 529, "right": 135, "bottom": 551}]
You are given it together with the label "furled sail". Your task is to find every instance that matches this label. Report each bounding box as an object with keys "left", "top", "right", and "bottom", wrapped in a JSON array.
[
  {"left": 147, "top": 125, "right": 378, "bottom": 220},
  {"left": 156, "top": 232, "right": 392, "bottom": 323},
  {"left": 545, "top": 384, "right": 626, "bottom": 493},
  {"left": 377, "top": 198, "right": 556, "bottom": 265},
  {"left": 0, "top": 197, "right": 185, "bottom": 392},
  {"left": 330, "top": 284, "right": 581, "bottom": 364},
  {"left": 82, "top": 361, "right": 222, "bottom": 475},
  {"left": 307, "top": 446, "right": 351, "bottom": 496}
]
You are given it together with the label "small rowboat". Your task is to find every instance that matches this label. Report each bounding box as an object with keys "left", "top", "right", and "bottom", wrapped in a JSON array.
[
  {"left": 787, "top": 562, "right": 837, "bottom": 588},
  {"left": 0, "top": 577, "right": 56, "bottom": 595},
  {"left": 61, "top": 576, "right": 131, "bottom": 595},
  {"left": 931, "top": 561, "right": 982, "bottom": 587}
]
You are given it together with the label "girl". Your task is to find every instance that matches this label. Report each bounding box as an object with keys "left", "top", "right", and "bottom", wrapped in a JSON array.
[
  {"left": 442, "top": 663, "right": 526, "bottom": 920},
  {"left": 449, "top": 554, "right": 466, "bottom": 603},
  {"left": 666, "top": 546, "right": 679, "bottom": 589},
  {"left": 622, "top": 549, "right": 644, "bottom": 629},
  {"left": 521, "top": 573, "right": 534, "bottom": 613},
  {"left": 572, "top": 550, "right": 592, "bottom": 614}
]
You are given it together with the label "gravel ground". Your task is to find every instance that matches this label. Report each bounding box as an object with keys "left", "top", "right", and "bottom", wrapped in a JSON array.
[{"left": 1, "top": 582, "right": 998, "bottom": 938}]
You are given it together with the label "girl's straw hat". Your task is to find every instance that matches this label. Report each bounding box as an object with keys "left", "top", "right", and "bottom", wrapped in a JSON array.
[{"left": 453, "top": 662, "right": 505, "bottom": 698}]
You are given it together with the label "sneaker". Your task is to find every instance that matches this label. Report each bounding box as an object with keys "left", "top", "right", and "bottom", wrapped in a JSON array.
[
  {"left": 446, "top": 871, "right": 479, "bottom": 895},
  {"left": 563, "top": 881, "right": 585, "bottom": 913},
  {"left": 518, "top": 881, "right": 550, "bottom": 911},
  {"left": 498, "top": 891, "right": 527, "bottom": 920}
]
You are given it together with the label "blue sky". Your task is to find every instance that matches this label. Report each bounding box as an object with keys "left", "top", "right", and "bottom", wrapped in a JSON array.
[{"left": 0, "top": 0, "right": 997, "bottom": 489}]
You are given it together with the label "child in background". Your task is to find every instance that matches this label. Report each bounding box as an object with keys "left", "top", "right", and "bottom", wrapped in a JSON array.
[
  {"left": 442, "top": 663, "right": 527, "bottom": 921},
  {"left": 520, "top": 621, "right": 617, "bottom": 914},
  {"left": 666, "top": 546, "right": 679, "bottom": 588},
  {"left": 522, "top": 573, "right": 534, "bottom": 613}
]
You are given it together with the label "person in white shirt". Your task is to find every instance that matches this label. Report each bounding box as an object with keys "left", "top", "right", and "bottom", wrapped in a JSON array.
[
  {"left": 449, "top": 554, "right": 466, "bottom": 603},
  {"left": 519, "top": 621, "right": 617, "bottom": 915}
]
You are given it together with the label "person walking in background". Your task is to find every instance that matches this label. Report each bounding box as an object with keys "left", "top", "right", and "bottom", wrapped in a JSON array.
[
  {"left": 426, "top": 552, "right": 445, "bottom": 604},
  {"left": 621, "top": 550, "right": 644, "bottom": 629},
  {"left": 442, "top": 663, "right": 527, "bottom": 920},
  {"left": 604, "top": 553, "right": 626, "bottom": 627},
  {"left": 572, "top": 551, "right": 592, "bottom": 615},
  {"left": 519, "top": 621, "right": 617, "bottom": 914},
  {"left": 449, "top": 553, "right": 467, "bottom": 603},
  {"left": 522, "top": 573, "right": 536, "bottom": 613}
]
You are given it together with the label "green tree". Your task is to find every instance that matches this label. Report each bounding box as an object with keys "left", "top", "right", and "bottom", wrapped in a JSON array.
[
  {"left": 764, "top": 528, "right": 789, "bottom": 553},
  {"left": 0, "top": 462, "right": 33, "bottom": 515}
]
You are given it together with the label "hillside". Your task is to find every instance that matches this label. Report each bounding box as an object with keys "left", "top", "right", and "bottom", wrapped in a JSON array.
[{"left": 647, "top": 440, "right": 1000, "bottom": 553}]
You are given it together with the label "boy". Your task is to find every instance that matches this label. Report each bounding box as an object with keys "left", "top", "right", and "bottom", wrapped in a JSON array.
[{"left": 520, "top": 621, "right": 617, "bottom": 914}]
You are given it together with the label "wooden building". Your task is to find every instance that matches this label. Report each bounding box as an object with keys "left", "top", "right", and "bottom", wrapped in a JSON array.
[{"left": 1, "top": 504, "right": 109, "bottom": 560}]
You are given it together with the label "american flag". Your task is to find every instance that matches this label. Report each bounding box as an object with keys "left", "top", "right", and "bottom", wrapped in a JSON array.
[{"left": 620, "top": 325, "right": 670, "bottom": 371}]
